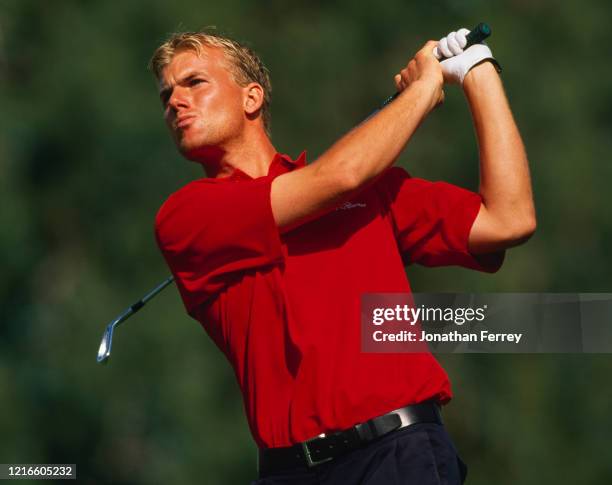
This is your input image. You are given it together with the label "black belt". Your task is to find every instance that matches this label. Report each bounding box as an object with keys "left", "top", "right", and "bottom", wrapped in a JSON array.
[{"left": 258, "top": 401, "right": 442, "bottom": 476}]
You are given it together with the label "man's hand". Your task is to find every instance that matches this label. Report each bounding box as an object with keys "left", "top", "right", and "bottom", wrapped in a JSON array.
[
  {"left": 435, "top": 28, "right": 499, "bottom": 85},
  {"left": 394, "top": 41, "right": 445, "bottom": 110}
]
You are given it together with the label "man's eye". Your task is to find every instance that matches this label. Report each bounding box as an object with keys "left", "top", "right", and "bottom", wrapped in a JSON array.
[{"left": 189, "top": 78, "right": 205, "bottom": 86}]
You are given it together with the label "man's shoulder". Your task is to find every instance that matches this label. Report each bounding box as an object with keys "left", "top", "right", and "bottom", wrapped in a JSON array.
[
  {"left": 154, "top": 175, "right": 270, "bottom": 240},
  {"left": 154, "top": 178, "right": 217, "bottom": 232}
]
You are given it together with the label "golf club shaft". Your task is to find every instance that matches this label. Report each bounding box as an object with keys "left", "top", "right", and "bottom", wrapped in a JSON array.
[{"left": 115, "top": 275, "right": 174, "bottom": 326}]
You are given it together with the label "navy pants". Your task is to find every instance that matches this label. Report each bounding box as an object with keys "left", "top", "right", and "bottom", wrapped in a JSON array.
[{"left": 252, "top": 423, "right": 468, "bottom": 485}]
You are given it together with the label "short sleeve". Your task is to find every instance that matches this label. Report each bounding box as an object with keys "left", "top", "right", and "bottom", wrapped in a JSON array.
[
  {"left": 377, "top": 167, "right": 504, "bottom": 272},
  {"left": 154, "top": 176, "right": 284, "bottom": 315}
]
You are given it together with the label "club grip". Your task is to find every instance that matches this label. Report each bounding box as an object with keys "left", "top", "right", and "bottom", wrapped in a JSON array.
[{"left": 465, "top": 22, "right": 491, "bottom": 47}]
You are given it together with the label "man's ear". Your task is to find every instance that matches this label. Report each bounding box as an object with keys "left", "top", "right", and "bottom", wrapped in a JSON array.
[{"left": 244, "top": 82, "right": 264, "bottom": 115}]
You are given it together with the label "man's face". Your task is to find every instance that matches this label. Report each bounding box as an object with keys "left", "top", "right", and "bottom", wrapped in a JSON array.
[{"left": 159, "top": 47, "right": 246, "bottom": 161}]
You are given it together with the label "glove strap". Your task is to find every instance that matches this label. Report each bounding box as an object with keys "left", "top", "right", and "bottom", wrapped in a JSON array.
[{"left": 470, "top": 57, "right": 503, "bottom": 75}]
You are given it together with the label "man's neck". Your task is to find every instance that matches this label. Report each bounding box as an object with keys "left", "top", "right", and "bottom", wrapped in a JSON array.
[{"left": 201, "top": 133, "right": 277, "bottom": 180}]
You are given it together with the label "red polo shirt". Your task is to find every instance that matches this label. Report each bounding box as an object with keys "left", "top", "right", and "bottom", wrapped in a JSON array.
[{"left": 154, "top": 153, "right": 503, "bottom": 448}]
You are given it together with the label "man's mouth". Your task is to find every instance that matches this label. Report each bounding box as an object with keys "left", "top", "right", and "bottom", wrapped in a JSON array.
[{"left": 175, "top": 114, "right": 196, "bottom": 129}]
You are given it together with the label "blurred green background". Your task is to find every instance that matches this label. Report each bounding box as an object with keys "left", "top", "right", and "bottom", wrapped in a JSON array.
[{"left": 1, "top": 0, "right": 611, "bottom": 483}]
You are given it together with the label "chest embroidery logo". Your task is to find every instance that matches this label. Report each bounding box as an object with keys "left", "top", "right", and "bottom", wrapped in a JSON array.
[{"left": 336, "top": 202, "right": 367, "bottom": 211}]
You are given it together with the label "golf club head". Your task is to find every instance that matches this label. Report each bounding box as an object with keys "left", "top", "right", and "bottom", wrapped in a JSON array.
[{"left": 97, "top": 322, "right": 116, "bottom": 364}]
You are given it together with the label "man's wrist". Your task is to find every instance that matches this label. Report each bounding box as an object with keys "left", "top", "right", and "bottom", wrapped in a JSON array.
[
  {"left": 462, "top": 61, "right": 500, "bottom": 93},
  {"left": 405, "top": 78, "right": 442, "bottom": 112}
]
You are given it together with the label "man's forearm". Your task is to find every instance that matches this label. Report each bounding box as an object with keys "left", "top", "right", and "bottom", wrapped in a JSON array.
[
  {"left": 272, "top": 71, "right": 441, "bottom": 232},
  {"left": 464, "top": 62, "right": 536, "bottom": 246},
  {"left": 313, "top": 79, "right": 439, "bottom": 189}
]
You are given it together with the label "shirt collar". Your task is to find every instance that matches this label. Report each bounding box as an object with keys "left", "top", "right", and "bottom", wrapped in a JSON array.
[
  {"left": 227, "top": 151, "right": 307, "bottom": 181},
  {"left": 279, "top": 151, "right": 307, "bottom": 168}
]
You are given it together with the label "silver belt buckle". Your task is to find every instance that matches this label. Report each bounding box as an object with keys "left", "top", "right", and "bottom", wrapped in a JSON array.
[{"left": 301, "top": 433, "right": 333, "bottom": 467}]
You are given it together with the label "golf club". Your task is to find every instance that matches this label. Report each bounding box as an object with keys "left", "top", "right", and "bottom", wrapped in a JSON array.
[
  {"left": 96, "top": 275, "right": 174, "bottom": 363},
  {"left": 96, "top": 22, "right": 492, "bottom": 364}
]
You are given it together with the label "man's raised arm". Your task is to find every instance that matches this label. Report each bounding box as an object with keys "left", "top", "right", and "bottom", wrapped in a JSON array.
[
  {"left": 464, "top": 61, "right": 536, "bottom": 253},
  {"left": 271, "top": 41, "right": 443, "bottom": 233}
]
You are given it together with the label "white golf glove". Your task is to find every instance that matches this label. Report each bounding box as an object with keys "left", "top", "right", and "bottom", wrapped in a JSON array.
[{"left": 434, "top": 28, "right": 501, "bottom": 85}]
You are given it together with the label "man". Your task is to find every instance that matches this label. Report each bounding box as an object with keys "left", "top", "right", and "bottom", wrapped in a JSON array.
[{"left": 151, "top": 28, "right": 535, "bottom": 484}]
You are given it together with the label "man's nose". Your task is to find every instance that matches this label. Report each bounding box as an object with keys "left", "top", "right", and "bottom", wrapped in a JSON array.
[{"left": 168, "top": 86, "right": 190, "bottom": 111}]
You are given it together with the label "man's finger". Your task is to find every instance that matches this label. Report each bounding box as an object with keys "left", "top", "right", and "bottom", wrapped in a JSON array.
[
  {"left": 456, "top": 28, "right": 470, "bottom": 49},
  {"left": 422, "top": 40, "right": 439, "bottom": 54},
  {"left": 394, "top": 74, "right": 402, "bottom": 91},
  {"left": 447, "top": 32, "right": 463, "bottom": 56},
  {"left": 437, "top": 37, "right": 454, "bottom": 59}
]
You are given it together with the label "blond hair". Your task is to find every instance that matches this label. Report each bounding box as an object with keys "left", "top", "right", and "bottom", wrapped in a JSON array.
[{"left": 149, "top": 31, "right": 272, "bottom": 134}]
